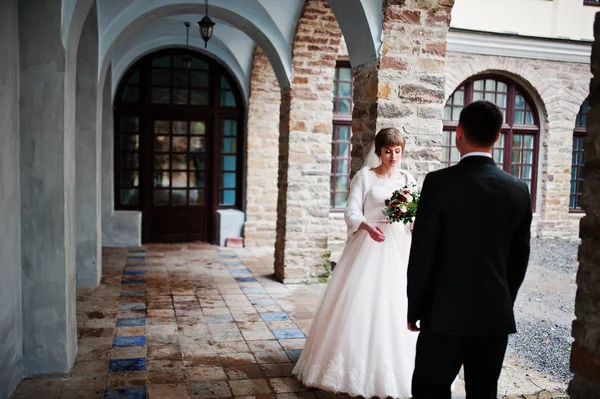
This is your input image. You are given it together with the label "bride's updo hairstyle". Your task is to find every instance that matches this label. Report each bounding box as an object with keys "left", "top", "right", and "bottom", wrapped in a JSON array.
[{"left": 375, "top": 127, "right": 406, "bottom": 157}]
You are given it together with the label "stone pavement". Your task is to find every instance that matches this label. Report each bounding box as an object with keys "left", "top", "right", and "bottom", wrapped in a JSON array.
[{"left": 10, "top": 244, "right": 568, "bottom": 399}]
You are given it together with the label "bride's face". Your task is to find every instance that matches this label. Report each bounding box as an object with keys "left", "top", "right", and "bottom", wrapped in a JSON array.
[{"left": 380, "top": 146, "right": 403, "bottom": 168}]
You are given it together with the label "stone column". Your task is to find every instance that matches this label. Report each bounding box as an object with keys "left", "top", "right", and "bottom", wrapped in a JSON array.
[
  {"left": 351, "top": 0, "right": 454, "bottom": 180},
  {"left": 19, "top": 0, "right": 77, "bottom": 375},
  {"left": 568, "top": 13, "right": 600, "bottom": 399},
  {"left": 75, "top": 6, "right": 101, "bottom": 286},
  {"left": 244, "top": 48, "right": 281, "bottom": 248},
  {"left": 0, "top": 0, "right": 23, "bottom": 395},
  {"left": 274, "top": 0, "right": 342, "bottom": 283}
]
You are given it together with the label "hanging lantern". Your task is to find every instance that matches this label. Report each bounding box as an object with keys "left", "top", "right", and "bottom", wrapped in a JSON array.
[{"left": 198, "top": 0, "right": 215, "bottom": 48}]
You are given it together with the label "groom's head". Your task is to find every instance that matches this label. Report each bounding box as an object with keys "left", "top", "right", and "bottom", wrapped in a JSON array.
[{"left": 456, "top": 100, "right": 503, "bottom": 153}]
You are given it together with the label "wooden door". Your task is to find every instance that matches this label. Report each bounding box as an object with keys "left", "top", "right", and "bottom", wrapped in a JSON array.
[{"left": 113, "top": 49, "right": 244, "bottom": 243}]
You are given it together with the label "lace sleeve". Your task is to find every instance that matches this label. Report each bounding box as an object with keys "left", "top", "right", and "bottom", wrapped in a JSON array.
[{"left": 344, "top": 169, "right": 368, "bottom": 236}]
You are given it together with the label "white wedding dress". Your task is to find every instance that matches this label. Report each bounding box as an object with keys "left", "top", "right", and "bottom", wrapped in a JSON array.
[{"left": 293, "top": 166, "right": 418, "bottom": 399}]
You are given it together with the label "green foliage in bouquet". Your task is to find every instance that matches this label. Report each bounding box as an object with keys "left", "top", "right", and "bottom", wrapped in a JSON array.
[{"left": 382, "top": 184, "right": 421, "bottom": 224}]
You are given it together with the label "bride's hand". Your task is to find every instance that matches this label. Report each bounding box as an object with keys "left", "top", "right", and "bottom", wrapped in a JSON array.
[{"left": 360, "top": 222, "right": 385, "bottom": 242}]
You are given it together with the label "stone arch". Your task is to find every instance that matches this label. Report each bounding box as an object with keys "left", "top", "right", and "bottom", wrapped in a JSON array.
[
  {"left": 444, "top": 54, "right": 588, "bottom": 131},
  {"left": 99, "top": 1, "right": 291, "bottom": 90},
  {"left": 274, "top": 0, "right": 343, "bottom": 282}
]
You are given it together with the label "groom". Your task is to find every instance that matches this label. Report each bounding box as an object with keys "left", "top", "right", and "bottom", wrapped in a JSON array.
[{"left": 407, "top": 100, "right": 532, "bottom": 399}]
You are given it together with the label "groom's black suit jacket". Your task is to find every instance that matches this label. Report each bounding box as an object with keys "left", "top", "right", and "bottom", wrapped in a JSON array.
[{"left": 407, "top": 155, "right": 532, "bottom": 337}]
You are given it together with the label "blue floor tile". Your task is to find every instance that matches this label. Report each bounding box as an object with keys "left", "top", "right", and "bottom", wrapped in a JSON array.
[
  {"left": 242, "top": 287, "right": 266, "bottom": 294},
  {"left": 113, "top": 336, "right": 147, "bottom": 347},
  {"left": 128, "top": 249, "right": 146, "bottom": 253},
  {"left": 286, "top": 349, "right": 302, "bottom": 362},
  {"left": 104, "top": 386, "right": 147, "bottom": 399},
  {"left": 122, "top": 280, "right": 145, "bottom": 285},
  {"left": 260, "top": 312, "right": 290, "bottom": 322},
  {"left": 229, "top": 269, "right": 252, "bottom": 275},
  {"left": 250, "top": 298, "right": 277, "bottom": 306},
  {"left": 272, "top": 328, "right": 305, "bottom": 339},
  {"left": 116, "top": 318, "right": 146, "bottom": 327},
  {"left": 235, "top": 277, "right": 258, "bottom": 283},
  {"left": 120, "top": 290, "right": 145, "bottom": 297},
  {"left": 124, "top": 270, "right": 145, "bottom": 276},
  {"left": 127, "top": 256, "right": 146, "bottom": 260},
  {"left": 108, "top": 358, "right": 146, "bottom": 372},
  {"left": 118, "top": 303, "right": 146, "bottom": 311},
  {"left": 219, "top": 254, "right": 237, "bottom": 259}
]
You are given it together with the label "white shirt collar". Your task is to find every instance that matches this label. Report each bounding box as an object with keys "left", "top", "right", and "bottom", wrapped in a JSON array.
[{"left": 460, "top": 152, "right": 493, "bottom": 161}]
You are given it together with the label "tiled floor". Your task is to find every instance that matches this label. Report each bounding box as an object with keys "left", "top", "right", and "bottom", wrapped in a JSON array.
[{"left": 11, "top": 244, "right": 345, "bottom": 399}]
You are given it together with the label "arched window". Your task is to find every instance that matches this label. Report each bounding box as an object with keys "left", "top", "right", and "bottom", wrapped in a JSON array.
[
  {"left": 570, "top": 99, "right": 589, "bottom": 211},
  {"left": 330, "top": 62, "right": 352, "bottom": 209},
  {"left": 443, "top": 75, "right": 540, "bottom": 208}
]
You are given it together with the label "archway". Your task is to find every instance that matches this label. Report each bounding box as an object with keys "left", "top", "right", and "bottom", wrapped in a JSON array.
[{"left": 113, "top": 49, "right": 245, "bottom": 242}]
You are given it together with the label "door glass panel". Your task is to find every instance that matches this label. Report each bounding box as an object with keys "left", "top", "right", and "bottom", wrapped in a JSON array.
[
  {"left": 190, "top": 137, "right": 205, "bottom": 152},
  {"left": 172, "top": 137, "right": 188, "bottom": 152},
  {"left": 222, "top": 155, "right": 236, "bottom": 171},
  {"left": 152, "top": 69, "right": 170, "bottom": 86},
  {"left": 222, "top": 138, "right": 237, "bottom": 153},
  {"left": 190, "top": 172, "right": 204, "bottom": 188},
  {"left": 121, "top": 189, "right": 139, "bottom": 206},
  {"left": 222, "top": 120, "right": 237, "bottom": 136},
  {"left": 172, "top": 155, "right": 188, "bottom": 170},
  {"left": 190, "top": 155, "right": 205, "bottom": 172},
  {"left": 154, "top": 136, "right": 170, "bottom": 152},
  {"left": 154, "top": 155, "right": 170, "bottom": 170},
  {"left": 121, "top": 171, "right": 139, "bottom": 187},
  {"left": 221, "top": 172, "right": 237, "bottom": 189},
  {"left": 120, "top": 116, "right": 139, "bottom": 132},
  {"left": 121, "top": 153, "right": 139, "bottom": 169},
  {"left": 172, "top": 172, "right": 188, "bottom": 188},
  {"left": 190, "top": 121, "right": 206, "bottom": 135},
  {"left": 154, "top": 190, "right": 169, "bottom": 205},
  {"left": 121, "top": 135, "right": 139, "bottom": 151},
  {"left": 173, "top": 71, "right": 189, "bottom": 87},
  {"left": 191, "top": 71, "right": 209, "bottom": 87},
  {"left": 189, "top": 189, "right": 204, "bottom": 205},
  {"left": 191, "top": 90, "right": 209, "bottom": 106},
  {"left": 173, "top": 121, "right": 188, "bottom": 134},
  {"left": 172, "top": 190, "right": 187, "bottom": 205},
  {"left": 152, "top": 56, "right": 171, "bottom": 67},
  {"left": 155, "top": 121, "right": 170, "bottom": 133},
  {"left": 154, "top": 172, "right": 170, "bottom": 188},
  {"left": 121, "top": 87, "right": 139, "bottom": 103},
  {"left": 220, "top": 190, "right": 235, "bottom": 206},
  {"left": 173, "top": 89, "right": 188, "bottom": 105},
  {"left": 152, "top": 88, "right": 170, "bottom": 104}
]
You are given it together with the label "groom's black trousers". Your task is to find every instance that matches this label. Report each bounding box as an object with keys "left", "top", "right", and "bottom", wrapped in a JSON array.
[{"left": 412, "top": 331, "right": 509, "bottom": 399}]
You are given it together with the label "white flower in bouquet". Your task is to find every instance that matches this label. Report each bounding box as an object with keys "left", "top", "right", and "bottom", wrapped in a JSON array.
[
  {"left": 404, "top": 194, "right": 413, "bottom": 203},
  {"left": 400, "top": 205, "right": 408, "bottom": 213}
]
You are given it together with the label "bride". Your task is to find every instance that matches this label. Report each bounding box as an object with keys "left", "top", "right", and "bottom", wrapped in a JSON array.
[{"left": 292, "top": 128, "right": 418, "bottom": 398}]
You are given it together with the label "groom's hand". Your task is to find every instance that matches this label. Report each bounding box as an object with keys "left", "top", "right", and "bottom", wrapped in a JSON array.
[{"left": 407, "top": 322, "right": 420, "bottom": 332}]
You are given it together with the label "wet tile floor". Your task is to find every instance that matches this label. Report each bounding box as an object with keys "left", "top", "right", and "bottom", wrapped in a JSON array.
[{"left": 11, "top": 244, "right": 351, "bottom": 399}]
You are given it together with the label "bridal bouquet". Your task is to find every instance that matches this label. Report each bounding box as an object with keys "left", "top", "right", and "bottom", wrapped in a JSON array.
[{"left": 382, "top": 184, "right": 421, "bottom": 224}]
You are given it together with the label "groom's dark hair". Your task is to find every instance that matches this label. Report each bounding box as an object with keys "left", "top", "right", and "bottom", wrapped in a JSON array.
[{"left": 458, "top": 100, "right": 503, "bottom": 147}]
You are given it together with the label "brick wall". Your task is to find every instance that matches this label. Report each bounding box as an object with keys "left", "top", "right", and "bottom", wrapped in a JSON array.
[
  {"left": 244, "top": 47, "right": 281, "bottom": 247},
  {"left": 274, "top": 0, "right": 342, "bottom": 283}
]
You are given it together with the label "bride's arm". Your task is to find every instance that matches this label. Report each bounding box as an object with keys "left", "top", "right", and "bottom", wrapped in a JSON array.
[{"left": 344, "top": 169, "right": 367, "bottom": 235}]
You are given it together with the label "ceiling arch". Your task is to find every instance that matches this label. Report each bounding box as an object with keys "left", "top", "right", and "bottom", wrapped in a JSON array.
[{"left": 99, "top": 0, "right": 291, "bottom": 88}]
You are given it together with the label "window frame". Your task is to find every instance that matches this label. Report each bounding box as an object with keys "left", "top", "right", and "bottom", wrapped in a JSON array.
[
  {"left": 330, "top": 62, "right": 353, "bottom": 211},
  {"left": 570, "top": 99, "right": 589, "bottom": 213},
  {"left": 442, "top": 74, "right": 541, "bottom": 211}
]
